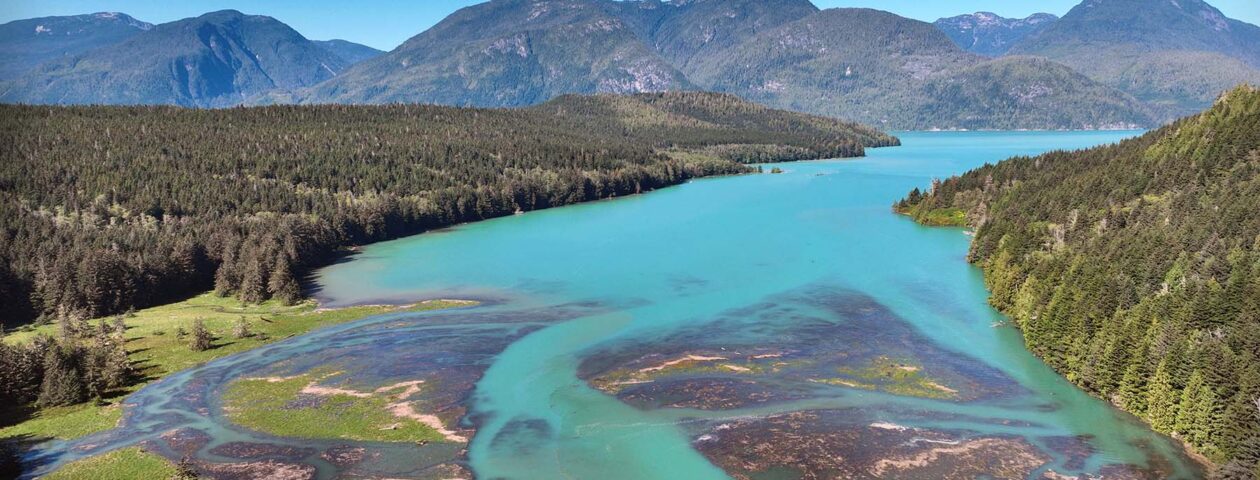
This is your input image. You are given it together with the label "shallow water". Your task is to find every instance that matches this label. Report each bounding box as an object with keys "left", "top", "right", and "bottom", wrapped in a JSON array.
[{"left": 27, "top": 131, "right": 1203, "bottom": 479}]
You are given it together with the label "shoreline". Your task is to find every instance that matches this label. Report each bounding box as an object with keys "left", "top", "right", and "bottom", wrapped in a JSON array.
[{"left": 2, "top": 295, "right": 482, "bottom": 478}]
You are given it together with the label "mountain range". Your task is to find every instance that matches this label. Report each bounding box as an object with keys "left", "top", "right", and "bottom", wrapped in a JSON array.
[
  {"left": 938, "top": 0, "right": 1260, "bottom": 120},
  {"left": 934, "top": 12, "right": 1058, "bottom": 57},
  {"left": 0, "top": 11, "right": 383, "bottom": 107},
  {"left": 0, "top": 12, "right": 151, "bottom": 81},
  {"left": 2, "top": 0, "right": 1258, "bottom": 129}
]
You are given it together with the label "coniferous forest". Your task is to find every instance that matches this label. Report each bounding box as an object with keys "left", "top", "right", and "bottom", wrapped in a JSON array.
[
  {"left": 0, "top": 92, "right": 896, "bottom": 327},
  {"left": 897, "top": 86, "right": 1260, "bottom": 476}
]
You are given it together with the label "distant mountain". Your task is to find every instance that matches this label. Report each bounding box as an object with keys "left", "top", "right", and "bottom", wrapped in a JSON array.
[
  {"left": 1008, "top": 0, "right": 1260, "bottom": 119},
  {"left": 622, "top": 0, "right": 820, "bottom": 71},
  {"left": 313, "top": 39, "right": 384, "bottom": 65},
  {"left": 303, "top": 0, "right": 692, "bottom": 106},
  {"left": 687, "top": 8, "right": 1152, "bottom": 129},
  {"left": 934, "top": 12, "right": 1057, "bottom": 56},
  {"left": 1, "top": 10, "right": 349, "bottom": 107},
  {"left": 306, "top": 1, "right": 1149, "bottom": 130},
  {"left": 0, "top": 12, "right": 151, "bottom": 81},
  {"left": 0, "top": 0, "right": 1166, "bottom": 130}
]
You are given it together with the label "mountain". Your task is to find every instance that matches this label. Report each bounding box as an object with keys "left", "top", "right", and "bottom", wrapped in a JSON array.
[
  {"left": 0, "top": 1, "right": 1163, "bottom": 130},
  {"left": 303, "top": 0, "right": 692, "bottom": 106},
  {"left": 896, "top": 85, "right": 1260, "bottom": 472},
  {"left": 307, "top": 2, "right": 1150, "bottom": 130},
  {"left": 1008, "top": 0, "right": 1260, "bottom": 119},
  {"left": 0, "top": 10, "right": 349, "bottom": 107},
  {"left": 686, "top": 8, "right": 1153, "bottom": 129},
  {"left": 934, "top": 12, "right": 1058, "bottom": 56},
  {"left": 620, "top": 0, "right": 820, "bottom": 71},
  {"left": 313, "top": 39, "right": 384, "bottom": 65},
  {"left": 0, "top": 12, "right": 152, "bottom": 81},
  {"left": 917, "top": 56, "right": 1155, "bottom": 130}
]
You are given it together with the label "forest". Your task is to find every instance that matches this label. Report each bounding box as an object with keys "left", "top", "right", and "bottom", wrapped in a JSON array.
[
  {"left": 0, "top": 91, "right": 896, "bottom": 326},
  {"left": 897, "top": 86, "right": 1260, "bottom": 477}
]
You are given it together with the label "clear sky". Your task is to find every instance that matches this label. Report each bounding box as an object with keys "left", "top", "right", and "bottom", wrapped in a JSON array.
[{"left": 2, "top": 0, "right": 1258, "bottom": 51}]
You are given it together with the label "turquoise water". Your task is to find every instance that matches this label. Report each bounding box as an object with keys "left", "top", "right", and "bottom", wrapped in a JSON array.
[
  {"left": 313, "top": 131, "right": 1198, "bottom": 478},
  {"left": 27, "top": 131, "right": 1202, "bottom": 479}
]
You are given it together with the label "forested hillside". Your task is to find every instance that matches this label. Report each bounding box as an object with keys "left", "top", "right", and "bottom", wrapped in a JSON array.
[
  {"left": 0, "top": 10, "right": 350, "bottom": 107},
  {"left": 0, "top": 92, "right": 895, "bottom": 325},
  {"left": 1007, "top": 0, "right": 1260, "bottom": 119},
  {"left": 897, "top": 86, "right": 1260, "bottom": 477},
  {"left": 294, "top": 0, "right": 1159, "bottom": 130},
  {"left": 686, "top": 8, "right": 1155, "bottom": 130},
  {"left": 301, "top": 0, "right": 693, "bottom": 106},
  {"left": 0, "top": 12, "right": 151, "bottom": 81}
]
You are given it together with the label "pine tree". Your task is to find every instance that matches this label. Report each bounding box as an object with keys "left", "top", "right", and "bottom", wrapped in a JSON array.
[
  {"left": 189, "top": 319, "right": 213, "bottom": 352},
  {"left": 232, "top": 316, "right": 252, "bottom": 339},
  {"left": 1175, "top": 370, "right": 1204, "bottom": 437},
  {"left": 1221, "top": 362, "right": 1260, "bottom": 460},
  {"left": 1146, "top": 358, "right": 1179, "bottom": 433},
  {"left": 37, "top": 343, "right": 86, "bottom": 407},
  {"left": 1187, "top": 382, "right": 1219, "bottom": 454},
  {"left": 236, "top": 259, "right": 267, "bottom": 305},
  {"left": 267, "top": 256, "right": 301, "bottom": 306},
  {"left": 100, "top": 335, "right": 131, "bottom": 390}
]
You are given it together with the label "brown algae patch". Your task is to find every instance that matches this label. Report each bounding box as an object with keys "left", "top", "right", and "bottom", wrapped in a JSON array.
[
  {"left": 868, "top": 437, "right": 1048, "bottom": 478},
  {"left": 693, "top": 411, "right": 1052, "bottom": 480},
  {"left": 813, "top": 356, "right": 958, "bottom": 400},
  {"left": 224, "top": 371, "right": 467, "bottom": 443}
]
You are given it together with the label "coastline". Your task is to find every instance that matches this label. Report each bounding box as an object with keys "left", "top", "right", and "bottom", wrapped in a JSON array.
[{"left": 1, "top": 295, "right": 480, "bottom": 477}]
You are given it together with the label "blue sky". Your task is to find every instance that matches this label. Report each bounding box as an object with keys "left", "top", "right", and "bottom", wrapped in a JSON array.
[{"left": 3, "top": 0, "right": 1258, "bottom": 51}]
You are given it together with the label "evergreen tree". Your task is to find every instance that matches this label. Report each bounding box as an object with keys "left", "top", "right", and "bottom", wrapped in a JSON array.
[
  {"left": 898, "top": 88, "right": 1260, "bottom": 464},
  {"left": 236, "top": 259, "right": 267, "bottom": 305},
  {"left": 189, "top": 319, "right": 213, "bottom": 352},
  {"left": 232, "top": 316, "right": 252, "bottom": 339},
  {"left": 1175, "top": 370, "right": 1205, "bottom": 436},
  {"left": 1145, "top": 358, "right": 1178, "bottom": 433},
  {"left": 37, "top": 343, "right": 86, "bottom": 407},
  {"left": 267, "top": 257, "right": 301, "bottom": 306}
]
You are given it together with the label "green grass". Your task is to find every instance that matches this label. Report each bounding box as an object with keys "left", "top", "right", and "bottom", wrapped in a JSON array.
[
  {"left": 0, "top": 403, "right": 124, "bottom": 442},
  {"left": 222, "top": 372, "right": 447, "bottom": 443},
  {"left": 41, "top": 447, "right": 177, "bottom": 480},
  {"left": 822, "top": 356, "right": 958, "bottom": 400},
  {"left": 914, "top": 207, "right": 969, "bottom": 227},
  {"left": 1, "top": 294, "right": 474, "bottom": 443}
]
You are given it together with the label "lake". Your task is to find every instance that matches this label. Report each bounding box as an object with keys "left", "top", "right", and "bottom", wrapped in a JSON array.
[{"left": 29, "top": 131, "right": 1203, "bottom": 479}]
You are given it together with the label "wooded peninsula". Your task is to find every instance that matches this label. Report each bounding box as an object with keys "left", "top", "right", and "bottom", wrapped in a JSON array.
[
  {"left": 898, "top": 86, "right": 1260, "bottom": 476},
  {"left": 0, "top": 92, "right": 896, "bottom": 326}
]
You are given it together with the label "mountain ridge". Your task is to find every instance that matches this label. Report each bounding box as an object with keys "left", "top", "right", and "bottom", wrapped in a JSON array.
[
  {"left": 0, "top": 12, "right": 152, "bottom": 81},
  {"left": 1006, "top": 0, "right": 1260, "bottom": 119},
  {"left": 313, "top": 39, "right": 384, "bottom": 65},
  {"left": 934, "top": 12, "right": 1058, "bottom": 56},
  {"left": 6, "top": 0, "right": 1255, "bottom": 130},
  {"left": 684, "top": 8, "right": 1154, "bottom": 129},
  {"left": 0, "top": 9, "right": 349, "bottom": 107}
]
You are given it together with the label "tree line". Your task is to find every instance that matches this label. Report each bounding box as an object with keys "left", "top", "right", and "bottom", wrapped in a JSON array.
[
  {"left": 896, "top": 86, "right": 1260, "bottom": 477},
  {"left": 0, "top": 92, "right": 894, "bottom": 326}
]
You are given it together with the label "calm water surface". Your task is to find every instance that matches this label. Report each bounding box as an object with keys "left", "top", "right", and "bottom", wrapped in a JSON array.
[{"left": 29, "top": 131, "right": 1202, "bottom": 479}]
